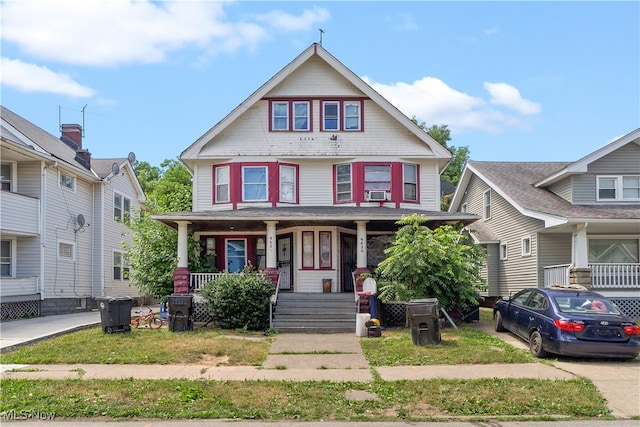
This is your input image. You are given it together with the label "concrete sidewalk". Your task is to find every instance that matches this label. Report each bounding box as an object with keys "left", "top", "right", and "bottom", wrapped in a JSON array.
[{"left": 1, "top": 311, "right": 638, "bottom": 418}]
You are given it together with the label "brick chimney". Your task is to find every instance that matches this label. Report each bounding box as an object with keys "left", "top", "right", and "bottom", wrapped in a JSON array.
[{"left": 61, "top": 124, "right": 91, "bottom": 169}]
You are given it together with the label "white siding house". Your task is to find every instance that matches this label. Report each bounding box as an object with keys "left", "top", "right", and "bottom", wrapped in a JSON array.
[
  {"left": 450, "top": 129, "right": 640, "bottom": 318},
  {"left": 1, "top": 106, "right": 145, "bottom": 319},
  {"left": 153, "top": 43, "right": 478, "bottom": 318}
]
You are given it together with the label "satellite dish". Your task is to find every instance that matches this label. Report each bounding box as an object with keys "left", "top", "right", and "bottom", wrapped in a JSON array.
[
  {"left": 127, "top": 152, "right": 136, "bottom": 163},
  {"left": 111, "top": 162, "right": 120, "bottom": 175},
  {"left": 76, "top": 214, "right": 85, "bottom": 228}
]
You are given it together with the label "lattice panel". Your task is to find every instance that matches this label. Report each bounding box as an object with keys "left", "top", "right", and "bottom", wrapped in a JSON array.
[
  {"left": 193, "top": 301, "right": 212, "bottom": 323},
  {"left": 1, "top": 300, "right": 40, "bottom": 321},
  {"left": 610, "top": 298, "right": 640, "bottom": 319},
  {"left": 381, "top": 302, "right": 406, "bottom": 326}
]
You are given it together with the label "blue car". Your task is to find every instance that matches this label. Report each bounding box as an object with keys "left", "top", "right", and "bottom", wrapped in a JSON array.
[{"left": 493, "top": 286, "right": 640, "bottom": 359}]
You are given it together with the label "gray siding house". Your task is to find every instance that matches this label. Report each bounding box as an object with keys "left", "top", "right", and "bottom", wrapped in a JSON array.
[
  {"left": 450, "top": 129, "right": 640, "bottom": 318},
  {"left": 1, "top": 106, "right": 145, "bottom": 320}
]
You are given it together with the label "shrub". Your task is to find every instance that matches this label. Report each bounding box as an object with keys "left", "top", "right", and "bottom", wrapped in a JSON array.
[{"left": 200, "top": 272, "right": 275, "bottom": 330}]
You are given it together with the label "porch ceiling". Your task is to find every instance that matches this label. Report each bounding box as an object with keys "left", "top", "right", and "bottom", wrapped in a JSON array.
[{"left": 152, "top": 206, "right": 480, "bottom": 234}]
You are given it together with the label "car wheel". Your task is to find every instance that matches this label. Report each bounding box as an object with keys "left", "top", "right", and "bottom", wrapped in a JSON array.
[
  {"left": 494, "top": 311, "right": 506, "bottom": 332},
  {"left": 529, "top": 330, "right": 548, "bottom": 358}
]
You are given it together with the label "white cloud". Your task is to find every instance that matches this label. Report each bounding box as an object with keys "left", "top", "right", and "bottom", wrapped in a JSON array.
[
  {"left": 484, "top": 82, "right": 541, "bottom": 115},
  {"left": 0, "top": 58, "right": 95, "bottom": 97},
  {"left": 255, "top": 6, "right": 330, "bottom": 31},
  {"left": 362, "top": 76, "right": 540, "bottom": 134},
  {"left": 0, "top": 0, "right": 325, "bottom": 67}
]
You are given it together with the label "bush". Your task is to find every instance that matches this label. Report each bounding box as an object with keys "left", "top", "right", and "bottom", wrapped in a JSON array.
[{"left": 200, "top": 273, "right": 275, "bottom": 330}]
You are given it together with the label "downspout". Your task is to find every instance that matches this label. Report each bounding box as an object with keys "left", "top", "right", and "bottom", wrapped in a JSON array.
[{"left": 40, "top": 161, "right": 47, "bottom": 300}]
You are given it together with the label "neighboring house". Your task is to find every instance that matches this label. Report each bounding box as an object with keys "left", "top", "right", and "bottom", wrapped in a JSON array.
[
  {"left": 153, "top": 43, "right": 477, "bottom": 304},
  {"left": 449, "top": 129, "right": 640, "bottom": 318},
  {"left": 0, "top": 106, "right": 145, "bottom": 320}
]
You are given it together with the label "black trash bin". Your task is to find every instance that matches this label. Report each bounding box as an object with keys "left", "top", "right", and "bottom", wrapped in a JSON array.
[
  {"left": 407, "top": 298, "right": 441, "bottom": 345},
  {"left": 95, "top": 296, "right": 132, "bottom": 334},
  {"left": 168, "top": 294, "right": 193, "bottom": 332}
]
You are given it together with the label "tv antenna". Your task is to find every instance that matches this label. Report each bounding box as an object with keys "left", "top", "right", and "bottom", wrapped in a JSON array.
[
  {"left": 319, "top": 28, "right": 325, "bottom": 46},
  {"left": 58, "top": 104, "right": 88, "bottom": 138}
]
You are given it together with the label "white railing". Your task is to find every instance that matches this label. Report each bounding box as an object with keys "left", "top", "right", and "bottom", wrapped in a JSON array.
[
  {"left": 544, "top": 264, "right": 571, "bottom": 287},
  {"left": 0, "top": 276, "right": 39, "bottom": 297},
  {"left": 190, "top": 272, "right": 225, "bottom": 292},
  {"left": 591, "top": 263, "right": 640, "bottom": 289},
  {"left": 543, "top": 263, "right": 640, "bottom": 289}
]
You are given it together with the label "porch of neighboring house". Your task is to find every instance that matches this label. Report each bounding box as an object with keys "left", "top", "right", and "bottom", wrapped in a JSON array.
[
  {"left": 544, "top": 263, "right": 640, "bottom": 318},
  {"left": 0, "top": 277, "right": 41, "bottom": 321}
]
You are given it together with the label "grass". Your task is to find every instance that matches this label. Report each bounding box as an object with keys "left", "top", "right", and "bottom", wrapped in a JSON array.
[
  {"left": 0, "top": 327, "right": 271, "bottom": 365},
  {"left": 362, "top": 326, "right": 534, "bottom": 366},
  {"left": 0, "top": 377, "right": 608, "bottom": 421}
]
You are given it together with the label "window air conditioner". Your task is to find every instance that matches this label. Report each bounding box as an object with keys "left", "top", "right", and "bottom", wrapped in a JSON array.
[{"left": 367, "top": 191, "right": 387, "bottom": 201}]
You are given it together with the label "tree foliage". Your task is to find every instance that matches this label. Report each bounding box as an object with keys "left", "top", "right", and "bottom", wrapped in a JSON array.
[
  {"left": 375, "top": 214, "right": 486, "bottom": 310},
  {"left": 124, "top": 159, "right": 207, "bottom": 299}
]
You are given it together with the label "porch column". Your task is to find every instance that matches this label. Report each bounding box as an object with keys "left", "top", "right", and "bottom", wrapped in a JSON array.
[
  {"left": 173, "top": 220, "right": 191, "bottom": 294},
  {"left": 264, "top": 221, "right": 279, "bottom": 285},
  {"left": 354, "top": 220, "right": 370, "bottom": 297},
  {"left": 571, "top": 223, "right": 591, "bottom": 289}
]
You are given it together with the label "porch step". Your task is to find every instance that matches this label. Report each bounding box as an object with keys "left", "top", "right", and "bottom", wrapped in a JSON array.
[{"left": 272, "top": 293, "right": 357, "bottom": 333}]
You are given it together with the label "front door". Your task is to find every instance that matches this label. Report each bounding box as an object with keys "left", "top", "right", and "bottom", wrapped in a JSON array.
[
  {"left": 277, "top": 235, "right": 293, "bottom": 291},
  {"left": 341, "top": 233, "right": 357, "bottom": 292}
]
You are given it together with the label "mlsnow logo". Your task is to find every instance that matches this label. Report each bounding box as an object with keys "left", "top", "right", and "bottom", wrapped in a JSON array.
[{"left": 0, "top": 409, "right": 55, "bottom": 421}]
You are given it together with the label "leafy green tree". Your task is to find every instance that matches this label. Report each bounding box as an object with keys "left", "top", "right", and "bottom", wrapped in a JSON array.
[
  {"left": 375, "top": 214, "right": 486, "bottom": 310},
  {"left": 124, "top": 159, "right": 208, "bottom": 299}
]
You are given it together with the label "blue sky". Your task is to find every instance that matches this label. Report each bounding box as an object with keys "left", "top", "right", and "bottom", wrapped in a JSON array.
[{"left": 2, "top": 1, "right": 638, "bottom": 168}]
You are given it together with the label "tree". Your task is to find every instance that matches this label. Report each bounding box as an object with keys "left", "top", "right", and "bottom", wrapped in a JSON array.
[
  {"left": 124, "top": 159, "right": 208, "bottom": 299},
  {"left": 375, "top": 214, "right": 486, "bottom": 311}
]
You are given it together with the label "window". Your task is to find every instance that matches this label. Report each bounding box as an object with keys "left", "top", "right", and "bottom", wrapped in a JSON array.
[
  {"left": 589, "top": 238, "right": 639, "bottom": 263},
  {"left": 322, "top": 101, "right": 339, "bottom": 130},
  {"left": 597, "top": 175, "right": 640, "bottom": 201},
  {"left": 521, "top": 236, "right": 532, "bottom": 257},
  {"left": 336, "top": 164, "right": 352, "bottom": 202},
  {"left": 500, "top": 242, "right": 508, "bottom": 260},
  {"left": 1, "top": 163, "right": 12, "bottom": 191},
  {"left": 302, "top": 231, "right": 314, "bottom": 268},
  {"left": 483, "top": 190, "right": 491, "bottom": 219},
  {"left": 205, "top": 237, "right": 217, "bottom": 269},
  {"left": 59, "top": 171, "right": 75, "bottom": 191},
  {"left": 272, "top": 102, "right": 289, "bottom": 130},
  {"left": 114, "top": 193, "right": 131, "bottom": 223},
  {"left": 293, "top": 101, "right": 310, "bottom": 131},
  {"left": 58, "top": 241, "right": 75, "bottom": 260},
  {"left": 512, "top": 289, "right": 533, "bottom": 305},
  {"left": 279, "top": 165, "right": 297, "bottom": 203},
  {"left": 1, "top": 239, "right": 13, "bottom": 277},
  {"left": 344, "top": 101, "right": 361, "bottom": 130},
  {"left": 226, "top": 239, "right": 246, "bottom": 273},
  {"left": 242, "top": 166, "right": 268, "bottom": 201},
  {"left": 403, "top": 163, "right": 418, "bottom": 201},
  {"left": 215, "top": 166, "right": 230, "bottom": 203},
  {"left": 319, "top": 231, "right": 331, "bottom": 269},
  {"left": 365, "top": 165, "right": 391, "bottom": 192},
  {"left": 113, "top": 251, "right": 130, "bottom": 280},
  {"left": 461, "top": 203, "right": 467, "bottom": 213}
]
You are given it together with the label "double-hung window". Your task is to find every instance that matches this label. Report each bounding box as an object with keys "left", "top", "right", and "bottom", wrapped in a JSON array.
[
  {"left": 1, "top": 163, "right": 13, "bottom": 191},
  {"left": 335, "top": 164, "right": 352, "bottom": 202},
  {"left": 279, "top": 165, "right": 297, "bottom": 203},
  {"left": 293, "top": 101, "right": 310, "bottom": 131},
  {"left": 1, "top": 239, "right": 13, "bottom": 277},
  {"left": 403, "top": 163, "right": 418, "bottom": 201},
  {"left": 272, "top": 102, "right": 289, "bottom": 130},
  {"left": 243, "top": 166, "right": 268, "bottom": 201},
  {"left": 521, "top": 236, "right": 532, "bottom": 257},
  {"left": 114, "top": 193, "right": 131, "bottom": 223},
  {"left": 597, "top": 175, "right": 640, "bottom": 201},
  {"left": 113, "top": 251, "right": 130, "bottom": 280},
  {"left": 322, "top": 101, "right": 340, "bottom": 131},
  {"left": 215, "top": 166, "right": 230, "bottom": 203},
  {"left": 344, "top": 101, "right": 361, "bottom": 130},
  {"left": 483, "top": 190, "right": 492, "bottom": 220},
  {"left": 271, "top": 100, "right": 310, "bottom": 131}
]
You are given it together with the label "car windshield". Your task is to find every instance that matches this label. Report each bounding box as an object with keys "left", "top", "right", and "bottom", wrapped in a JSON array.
[{"left": 553, "top": 295, "right": 621, "bottom": 315}]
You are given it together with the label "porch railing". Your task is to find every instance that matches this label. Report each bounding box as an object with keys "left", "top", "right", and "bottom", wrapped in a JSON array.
[
  {"left": 0, "top": 276, "right": 40, "bottom": 298},
  {"left": 190, "top": 272, "right": 225, "bottom": 292},
  {"left": 543, "top": 263, "right": 640, "bottom": 289}
]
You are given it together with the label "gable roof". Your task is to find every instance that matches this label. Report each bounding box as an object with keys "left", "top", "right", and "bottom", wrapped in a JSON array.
[
  {"left": 535, "top": 128, "right": 640, "bottom": 187},
  {"left": 180, "top": 43, "right": 452, "bottom": 170},
  {"left": 1, "top": 105, "right": 97, "bottom": 179},
  {"left": 92, "top": 158, "right": 146, "bottom": 203},
  {"left": 451, "top": 160, "right": 640, "bottom": 228}
]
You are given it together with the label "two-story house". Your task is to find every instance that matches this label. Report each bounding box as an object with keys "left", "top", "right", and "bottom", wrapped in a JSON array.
[
  {"left": 152, "top": 43, "right": 477, "bottom": 329},
  {"left": 449, "top": 129, "right": 640, "bottom": 318},
  {"left": 1, "top": 106, "right": 145, "bottom": 320}
]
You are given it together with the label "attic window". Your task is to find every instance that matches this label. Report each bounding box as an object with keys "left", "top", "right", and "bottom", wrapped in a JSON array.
[
  {"left": 59, "top": 171, "right": 75, "bottom": 191},
  {"left": 271, "top": 100, "right": 311, "bottom": 131},
  {"left": 597, "top": 175, "right": 640, "bottom": 201}
]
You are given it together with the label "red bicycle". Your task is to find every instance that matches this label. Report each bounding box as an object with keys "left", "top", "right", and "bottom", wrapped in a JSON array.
[{"left": 130, "top": 305, "right": 163, "bottom": 329}]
